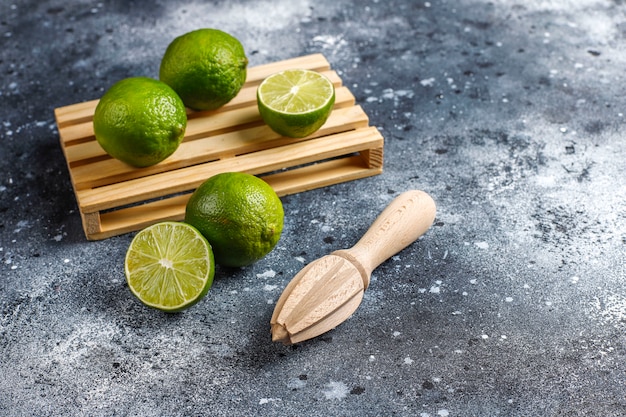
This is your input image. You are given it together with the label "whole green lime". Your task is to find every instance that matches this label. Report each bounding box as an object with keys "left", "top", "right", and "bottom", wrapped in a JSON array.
[
  {"left": 184, "top": 172, "right": 284, "bottom": 268},
  {"left": 93, "top": 77, "right": 187, "bottom": 168},
  {"left": 159, "top": 28, "right": 248, "bottom": 111}
]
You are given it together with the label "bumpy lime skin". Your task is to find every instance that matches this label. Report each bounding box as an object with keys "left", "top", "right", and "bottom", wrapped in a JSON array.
[
  {"left": 93, "top": 77, "right": 187, "bottom": 168},
  {"left": 184, "top": 172, "right": 284, "bottom": 268},
  {"left": 159, "top": 28, "right": 248, "bottom": 111}
]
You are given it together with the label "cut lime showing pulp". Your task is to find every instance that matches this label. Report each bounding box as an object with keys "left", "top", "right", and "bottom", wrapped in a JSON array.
[
  {"left": 257, "top": 69, "right": 335, "bottom": 138},
  {"left": 125, "top": 222, "right": 215, "bottom": 312}
]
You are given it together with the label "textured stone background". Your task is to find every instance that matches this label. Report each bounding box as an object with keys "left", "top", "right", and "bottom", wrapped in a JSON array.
[{"left": 1, "top": 1, "right": 624, "bottom": 416}]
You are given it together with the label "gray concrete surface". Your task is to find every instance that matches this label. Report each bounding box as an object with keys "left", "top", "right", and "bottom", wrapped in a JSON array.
[{"left": 1, "top": 0, "right": 625, "bottom": 416}]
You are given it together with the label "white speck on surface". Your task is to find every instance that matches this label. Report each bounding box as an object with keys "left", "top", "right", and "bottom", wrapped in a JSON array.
[
  {"left": 420, "top": 77, "right": 436, "bottom": 87},
  {"left": 259, "top": 398, "right": 281, "bottom": 405},
  {"left": 256, "top": 270, "right": 276, "bottom": 279},
  {"left": 374, "top": 88, "right": 415, "bottom": 106},
  {"left": 322, "top": 380, "right": 349, "bottom": 400},
  {"left": 13, "top": 220, "right": 29, "bottom": 233},
  {"left": 469, "top": 279, "right": 477, "bottom": 285},
  {"left": 429, "top": 286, "right": 441, "bottom": 294},
  {"left": 474, "top": 241, "right": 489, "bottom": 249},
  {"left": 571, "top": 276, "right": 580, "bottom": 284},
  {"left": 505, "top": 297, "right": 514, "bottom": 303},
  {"left": 287, "top": 377, "right": 307, "bottom": 390},
  {"left": 404, "top": 357, "right": 414, "bottom": 365},
  {"left": 481, "top": 334, "right": 489, "bottom": 339},
  {"left": 263, "top": 284, "right": 277, "bottom": 292},
  {"left": 382, "top": 88, "right": 395, "bottom": 100},
  {"left": 312, "top": 34, "right": 347, "bottom": 50},
  {"left": 438, "top": 410, "right": 450, "bottom": 417},
  {"left": 295, "top": 256, "right": 305, "bottom": 263},
  {"left": 395, "top": 89, "right": 414, "bottom": 98}
]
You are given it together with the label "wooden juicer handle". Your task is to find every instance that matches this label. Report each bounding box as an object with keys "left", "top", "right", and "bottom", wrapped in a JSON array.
[{"left": 332, "top": 190, "right": 436, "bottom": 289}]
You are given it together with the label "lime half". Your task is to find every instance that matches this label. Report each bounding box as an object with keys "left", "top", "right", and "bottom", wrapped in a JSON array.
[
  {"left": 257, "top": 69, "right": 335, "bottom": 138},
  {"left": 125, "top": 222, "right": 215, "bottom": 312}
]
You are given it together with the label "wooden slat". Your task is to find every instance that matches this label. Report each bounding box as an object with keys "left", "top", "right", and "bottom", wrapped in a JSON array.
[
  {"left": 69, "top": 105, "right": 369, "bottom": 191},
  {"left": 61, "top": 84, "right": 355, "bottom": 167},
  {"left": 93, "top": 148, "right": 383, "bottom": 240},
  {"left": 77, "top": 126, "right": 383, "bottom": 213}
]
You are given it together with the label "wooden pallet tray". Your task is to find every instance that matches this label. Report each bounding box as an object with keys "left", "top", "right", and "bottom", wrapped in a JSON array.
[{"left": 54, "top": 54, "right": 384, "bottom": 240}]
